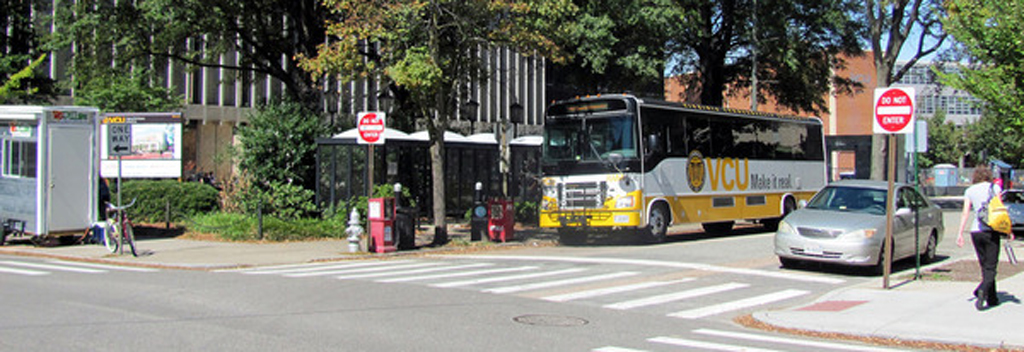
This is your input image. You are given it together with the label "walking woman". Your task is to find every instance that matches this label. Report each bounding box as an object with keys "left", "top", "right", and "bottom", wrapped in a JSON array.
[{"left": 957, "top": 166, "right": 1016, "bottom": 310}]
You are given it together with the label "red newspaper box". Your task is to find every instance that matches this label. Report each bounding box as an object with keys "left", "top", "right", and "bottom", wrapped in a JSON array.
[
  {"left": 368, "top": 197, "right": 396, "bottom": 253},
  {"left": 488, "top": 199, "right": 514, "bottom": 242}
]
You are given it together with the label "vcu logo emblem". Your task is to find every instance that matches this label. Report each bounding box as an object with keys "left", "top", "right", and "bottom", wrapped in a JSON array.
[{"left": 687, "top": 150, "right": 705, "bottom": 193}]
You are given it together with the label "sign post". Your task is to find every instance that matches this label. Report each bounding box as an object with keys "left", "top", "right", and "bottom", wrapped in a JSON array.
[
  {"left": 873, "top": 87, "right": 916, "bottom": 289},
  {"left": 357, "top": 112, "right": 386, "bottom": 198},
  {"left": 107, "top": 123, "right": 132, "bottom": 253}
]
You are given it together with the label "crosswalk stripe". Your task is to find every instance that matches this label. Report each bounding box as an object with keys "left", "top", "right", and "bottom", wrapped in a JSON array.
[
  {"left": 285, "top": 262, "right": 442, "bottom": 278},
  {"left": 543, "top": 278, "right": 695, "bottom": 302},
  {"left": 0, "top": 265, "right": 49, "bottom": 276},
  {"left": 0, "top": 261, "right": 106, "bottom": 274},
  {"left": 604, "top": 282, "right": 749, "bottom": 310},
  {"left": 483, "top": 271, "right": 639, "bottom": 294},
  {"left": 334, "top": 263, "right": 493, "bottom": 280},
  {"left": 668, "top": 289, "right": 809, "bottom": 319},
  {"left": 376, "top": 266, "right": 538, "bottom": 283},
  {"left": 649, "top": 336, "right": 783, "bottom": 352},
  {"left": 692, "top": 329, "right": 907, "bottom": 352},
  {"left": 592, "top": 347, "right": 650, "bottom": 352},
  {"left": 49, "top": 260, "right": 160, "bottom": 272},
  {"left": 237, "top": 260, "right": 416, "bottom": 275},
  {"left": 432, "top": 268, "right": 588, "bottom": 288}
]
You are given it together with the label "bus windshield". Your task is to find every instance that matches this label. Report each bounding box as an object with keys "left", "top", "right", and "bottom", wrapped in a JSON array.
[{"left": 543, "top": 115, "right": 638, "bottom": 162}]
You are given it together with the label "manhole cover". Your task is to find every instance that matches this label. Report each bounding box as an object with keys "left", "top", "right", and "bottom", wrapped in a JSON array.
[{"left": 513, "top": 314, "right": 589, "bottom": 327}]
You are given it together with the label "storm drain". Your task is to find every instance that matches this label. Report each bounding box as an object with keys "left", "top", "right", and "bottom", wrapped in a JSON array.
[{"left": 513, "top": 314, "right": 589, "bottom": 327}]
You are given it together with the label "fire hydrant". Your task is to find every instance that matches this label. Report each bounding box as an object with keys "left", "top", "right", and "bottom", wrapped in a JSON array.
[{"left": 345, "top": 208, "right": 364, "bottom": 253}]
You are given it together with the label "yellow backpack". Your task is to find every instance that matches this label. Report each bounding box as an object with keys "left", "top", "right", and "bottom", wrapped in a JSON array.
[{"left": 979, "top": 184, "right": 1012, "bottom": 234}]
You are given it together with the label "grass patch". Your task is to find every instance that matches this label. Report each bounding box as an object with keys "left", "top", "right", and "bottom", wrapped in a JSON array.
[{"left": 186, "top": 212, "right": 346, "bottom": 242}]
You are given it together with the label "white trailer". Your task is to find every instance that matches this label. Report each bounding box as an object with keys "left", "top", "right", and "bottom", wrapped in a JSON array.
[{"left": 0, "top": 106, "right": 99, "bottom": 238}]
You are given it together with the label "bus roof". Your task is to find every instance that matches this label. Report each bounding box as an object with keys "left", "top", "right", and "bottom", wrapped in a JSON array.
[{"left": 548, "top": 94, "right": 821, "bottom": 124}]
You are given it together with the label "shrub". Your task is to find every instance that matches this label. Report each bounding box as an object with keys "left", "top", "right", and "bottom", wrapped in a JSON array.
[
  {"left": 115, "top": 180, "right": 219, "bottom": 223},
  {"left": 189, "top": 211, "right": 347, "bottom": 241},
  {"left": 515, "top": 201, "right": 538, "bottom": 225}
]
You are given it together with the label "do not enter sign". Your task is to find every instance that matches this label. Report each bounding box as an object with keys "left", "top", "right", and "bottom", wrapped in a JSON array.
[
  {"left": 357, "top": 112, "right": 386, "bottom": 145},
  {"left": 873, "top": 87, "right": 916, "bottom": 134}
]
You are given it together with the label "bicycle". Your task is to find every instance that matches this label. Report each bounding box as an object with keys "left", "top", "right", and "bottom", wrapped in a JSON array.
[{"left": 104, "top": 198, "right": 138, "bottom": 257}]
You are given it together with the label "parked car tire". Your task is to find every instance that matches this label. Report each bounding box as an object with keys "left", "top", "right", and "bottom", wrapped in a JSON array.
[{"left": 920, "top": 232, "right": 938, "bottom": 264}]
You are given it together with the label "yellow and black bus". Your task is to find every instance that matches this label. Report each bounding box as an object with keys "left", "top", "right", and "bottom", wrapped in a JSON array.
[{"left": 540, "top": 94, "right": 826, "bottom": 242}]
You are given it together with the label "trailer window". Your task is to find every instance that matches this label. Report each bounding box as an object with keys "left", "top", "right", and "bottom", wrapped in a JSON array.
[{"left": 3, "top": 139, "right": 37, "bottom": 178}]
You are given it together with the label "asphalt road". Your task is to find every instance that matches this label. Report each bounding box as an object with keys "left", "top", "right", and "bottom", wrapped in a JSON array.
[{"left": 0, "top": 211, "right": 971, "bottom": 351}]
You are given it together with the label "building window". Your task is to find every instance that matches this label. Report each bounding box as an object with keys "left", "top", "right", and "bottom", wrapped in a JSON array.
[{"left": 3, "top": 139, "right": 37, "bottom": 178}]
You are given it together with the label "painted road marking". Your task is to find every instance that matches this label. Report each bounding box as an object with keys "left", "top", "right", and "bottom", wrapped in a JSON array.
[
  {"left": 604, "top": 282, "right": 749, "bottom": 310},
  {"left": 432, "top": 268, "right": 588, "bottom": 288},
  {"left": 669, "top": 289, "right": 809, "bottom": 319},
  {"left": 483, "top": 271, "right": 639, "bottom": 294},
  {"left": 543, "top": 278, "right": 696, "bottom": 302}
]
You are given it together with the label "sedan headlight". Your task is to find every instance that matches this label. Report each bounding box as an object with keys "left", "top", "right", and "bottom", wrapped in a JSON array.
[
  {"left": 777, "top": 221, "right": 797, "bottom": 236},
  {"left": 837, "top": 228, "right": 878, "bottom": 241}
]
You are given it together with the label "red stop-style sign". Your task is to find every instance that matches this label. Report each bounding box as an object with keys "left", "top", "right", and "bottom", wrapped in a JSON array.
[
  {"left": 873, "top": 87, "right": 916, "bottom": 134},
  {"left": 357, "top": 112, "right": 386, "bottom": 145}
]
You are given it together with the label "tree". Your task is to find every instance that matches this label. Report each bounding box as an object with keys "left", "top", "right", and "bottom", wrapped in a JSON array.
[
  {"left": 236, "top": 101, "right": 329, "bottom": 192},
  {"left": 667, "top": 0, "right": 864, "bottom": 115},
  {"left": 939, "top": 0, "right": 1024, "bottom": 129},
  {"left": 965, "top": 112, "right": 1024, "bottom": 167},
  {"left": 918, "top": 110, "right": 964, "bottom": 169},
  {"left": 72, "top": 69, "right": 183, "bottom": 112},
  {"left": 865, "top": 0, "right": 948, "bottom": 180},
  {"left": 48, "top": 0, "right": 329, "bottom": 109},
  {"left": 0, "top": 54, "right": 45, "bottom": 103},
  {"left": 300, "top": 0, "right": 575, "bottom": 242},
  {"left": 547, "top": 0, "right": 679, "bottom": 100},
  {"left": 2, "top": 0, "right": 57, "bottom": 103}
]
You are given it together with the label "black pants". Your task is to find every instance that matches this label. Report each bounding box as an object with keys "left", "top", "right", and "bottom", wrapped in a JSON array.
[{"left": 971, "top": 230, "right": 1001, "bottom": 304}]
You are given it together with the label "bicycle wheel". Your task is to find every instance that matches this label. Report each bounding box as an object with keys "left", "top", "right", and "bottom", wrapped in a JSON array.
[
  {"left": 124, "top": 222, "right": 137, "bottom": 257},
  {"left": 104, "top": 223, "right": 119, "bottom": 253}
]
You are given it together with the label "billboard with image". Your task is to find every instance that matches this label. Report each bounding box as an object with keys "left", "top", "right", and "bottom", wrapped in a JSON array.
[{"left": 99, "top": 112, "right": 183, "bottom": 178}]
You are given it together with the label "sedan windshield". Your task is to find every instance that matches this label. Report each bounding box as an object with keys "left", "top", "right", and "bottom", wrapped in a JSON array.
[
  {"left": 805, "top": 186, "right": 888, "bottom": 215},
  {"left": 543, "top": 115, "right": 637, "bottom": 162}
]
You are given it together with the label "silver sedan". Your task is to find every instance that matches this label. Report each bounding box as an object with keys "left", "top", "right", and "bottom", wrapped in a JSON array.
[{"left": 774, "top": 180, "right": 944, "bottom": 272}]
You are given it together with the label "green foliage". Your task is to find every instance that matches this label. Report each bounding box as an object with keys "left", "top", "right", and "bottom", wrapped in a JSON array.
[
  {"left": 116, "top": 180, "right": 220, "bottom": 223},
  {"left": 236, "top": 101, "right": 329, "bottom": 192},
  {"left": 234, "top": 180, "right": 319, "bottom": 220},
  {"left": 188, "top": 211, "right": 348, "bottom": 242},
  {"left": 48, "top": 0, "right": 328, "bottom": 110},
  {"left": 965, "top": 112, "right": 1024, "bottom": 167},
  {"left": 0, "top": 54, "right": 46, "bottom": 103},
  {"left": 940, "top": 0, "right": 1024, "bottom": 129},
  {"left": 550, "top": 0, "right": 678, "bottom": 96},
  {"left": 72, "top": 69, "right": 183, "bottom": 112},
  {"left": 515, "top": 201, "right": 538, "bottom": 225},
  {"left": 668, "top": 0, "right": 864, "bottom": 114},
  {"left": 918, "top": 110, "right": 965, "bottom": 169}
]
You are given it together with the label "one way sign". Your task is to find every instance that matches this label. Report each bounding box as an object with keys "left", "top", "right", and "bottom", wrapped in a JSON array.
[{"left": 108, "top": 124, "right": 133, "bottom": 157}]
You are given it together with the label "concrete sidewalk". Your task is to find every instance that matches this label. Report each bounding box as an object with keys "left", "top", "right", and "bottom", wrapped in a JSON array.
[{"left": 754, "top": 255, "right": 1024, "bottom": 351}]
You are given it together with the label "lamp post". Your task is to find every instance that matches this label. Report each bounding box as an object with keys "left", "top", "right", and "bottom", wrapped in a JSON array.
[
  {"left": 463, "top": 97, "right": 479, "bottom": 133},
  {"left": 504, "top": 98, "right": 524, "bottom": 199}
]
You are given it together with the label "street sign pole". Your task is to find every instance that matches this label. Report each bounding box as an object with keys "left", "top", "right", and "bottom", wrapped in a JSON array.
[
  {"left": 357, "top": 112, "right": 386, "bottom": 198},
  {"left": 884, "top": 134, "right": 896, "bottom": 288},
  {"left": 873, "top": 87, "right": 916, "bottom": 290}
]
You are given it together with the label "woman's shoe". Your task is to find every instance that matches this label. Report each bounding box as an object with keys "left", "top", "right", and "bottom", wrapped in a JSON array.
[{"left": 975, "top": 291, "right": 988, "bottom": 310}]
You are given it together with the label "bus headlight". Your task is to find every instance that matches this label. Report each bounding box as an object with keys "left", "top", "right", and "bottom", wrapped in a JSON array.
[{"left": 616, "top": 196, "right": 634, "bottom": 209}]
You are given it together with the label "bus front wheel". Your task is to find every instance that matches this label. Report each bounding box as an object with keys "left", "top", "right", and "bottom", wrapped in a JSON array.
[{"left": 646, "top": 204, "right": 669, "bottom": 243}]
